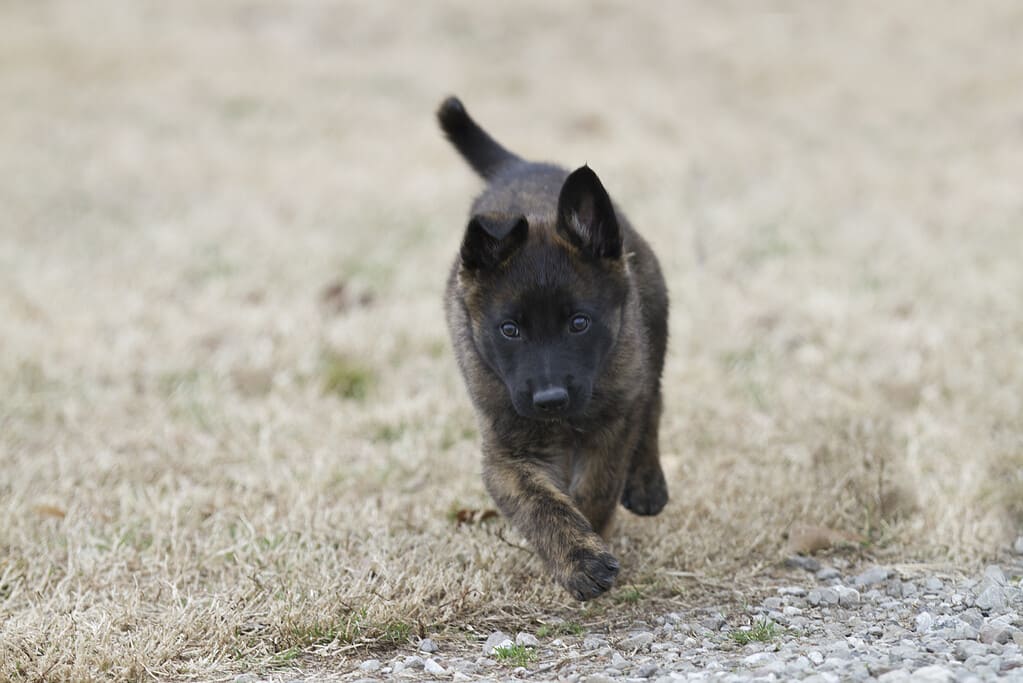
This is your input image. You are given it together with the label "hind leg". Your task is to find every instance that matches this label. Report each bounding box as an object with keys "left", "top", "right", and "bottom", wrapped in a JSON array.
[{"left": 621, "top": 390, "right": 669, "bottom": 516}]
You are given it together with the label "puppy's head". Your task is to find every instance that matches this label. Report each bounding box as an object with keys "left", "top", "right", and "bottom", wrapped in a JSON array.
[{"left": 457, "top": 166, "right": 629, "bottom": 420}]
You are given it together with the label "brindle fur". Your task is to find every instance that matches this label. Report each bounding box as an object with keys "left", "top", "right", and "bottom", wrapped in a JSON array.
[{"left": 439, "top": 96, "right": 669, "bottom": 601}]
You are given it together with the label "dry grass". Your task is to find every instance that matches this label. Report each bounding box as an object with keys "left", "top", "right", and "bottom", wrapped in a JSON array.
[{"left": 2, "top": 1, "right": 1022, "bottom": 680}]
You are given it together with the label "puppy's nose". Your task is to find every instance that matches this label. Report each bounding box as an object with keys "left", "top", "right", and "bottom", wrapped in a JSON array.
[{"left": 533, "top": 386, "right": 569, "bottom": 411}]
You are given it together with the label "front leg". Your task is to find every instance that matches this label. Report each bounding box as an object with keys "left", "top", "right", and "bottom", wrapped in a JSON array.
[
  {"left": 483, "top": 453, "right": 619, "bottom": 601},
  {"left": 569, "top": 442, "right": 630, "bottom": 539},
  {"left": 621, "top": 391, "right": 669, "bottom": 516}
]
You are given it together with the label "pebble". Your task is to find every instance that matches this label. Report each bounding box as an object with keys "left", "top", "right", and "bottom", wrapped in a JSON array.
[
  {"left": 358, "top": 659, "right": 380, "bottom": 672},
  {"left": 423, "top": 658, "right": 445, "bottom": 675},
  {"left": 954, "top": 640, "right": 988, "bottom": 660},
  {"left": 854, "top": 566, "right": 892, "bottom": 587},
  {"left": 787, "top": 555, "right": 822, "bottom": 572},
  {"left": 516, "top": 632, "right": 539, "bottom": 647},
  {"left": 635, "top": 662, "right": 659, "bottom": 678},
  {"left": 809, "top": 587, "right": 840, "bottom": 606},
  {"left": 836, "top": 586, "right": 861, "bottom": 607},
  {"left": 418, "top": 638, "right": 437, "bottom": 653},
  {"left": 1014, "top": 536, "right": 1023, "bottom": 555},
  {"left": 483, "top": 631, "right": 512, "bottom": 654},
  {"left": 911, "top": 664, "right": 955, "bottom": 682},
  {"left": 619, "top": 632, "right": 655, "bottom": 650},
  {"left": 916, "top": 612, "right": 935, "bottom": 632},
  {"left": 979, "top": 621, "right": 1015, "bottom": 645},
  {"left": 817, "top": 566, "right": 842, "bottom": 581},
  {"left": 975, "top": 585, "right": 1007, "bottom": 611}
]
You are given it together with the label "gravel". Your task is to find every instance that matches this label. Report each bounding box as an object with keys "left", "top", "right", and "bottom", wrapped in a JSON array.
[{"left": 351, "top": 558, "right": 1023, "bottom": 682}]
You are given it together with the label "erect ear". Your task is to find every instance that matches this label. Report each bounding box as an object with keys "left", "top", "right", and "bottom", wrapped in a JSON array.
[
  {"left": 459, "top": 213, "right": 529, "bottom": 271},
  {"left": 556, "top": 165, "right": 622, "bottom": 260}
]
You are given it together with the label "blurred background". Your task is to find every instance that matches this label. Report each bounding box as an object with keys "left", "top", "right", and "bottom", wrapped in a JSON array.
[{"left": 2, "top": 1, "right": 1022, "bottom": 679}]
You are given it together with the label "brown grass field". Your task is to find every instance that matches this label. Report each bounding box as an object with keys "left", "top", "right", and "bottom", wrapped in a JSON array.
[{"left": 2, "top": 1, "right": 1022, "bottom": 680}]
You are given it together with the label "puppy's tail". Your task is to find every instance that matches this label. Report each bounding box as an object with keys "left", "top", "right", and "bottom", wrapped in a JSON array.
[{"left": 437, "top": 96, "right": 521, "bottom": 180}]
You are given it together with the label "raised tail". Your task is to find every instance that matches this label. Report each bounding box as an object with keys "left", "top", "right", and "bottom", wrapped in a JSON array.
[{"left": 437, "top": 96, "right": 522, "bottom": 180}]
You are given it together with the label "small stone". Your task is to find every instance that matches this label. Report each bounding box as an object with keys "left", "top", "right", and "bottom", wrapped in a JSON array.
[
  {"left": 817, "top": 566, "right": 842, "bottom": 581},
  {"left": 924, "top": 577, "right": 944, "bottom": 592},
  {"left": 787, "top": 555, "right": 821, "bottom": 572},
  {"left": 878, "top": 672, "right": 913, "bottom": 683},
  {"left": 515, "top": 632, "right": 539, "bottom": 647},
  {"left": 610, "top": 652, "right": 627, "bottom": 669},
  {"left": 984, "top": 565, "right": 1008, "bottom": 585},
  {"left": 916, "top": 612, "right": 935, "bottom": 632},
  {"left": 700, "top": 614, "right": 726, "bottom": 631},
  {"left": 854, "top": 566, "right": 892, "bottom": 587},
  {"left": 418, "top": 638, "right": 438, "bottom": 653},
  {"left": 1013, "top": 536, "right": 1023, "bottom": 555},
  {"left": 583, "top": 636, "right": 605, "bottom": 650},
  {"left": 835, "top": 585, "right": 861, "bottom": 607},
  {"left": 778, "top": 586, "right": 807, "bottom": 597},
  {"left": 483, "top": 631, "right": 510, "bottom": 654},
  {"left": 808, "top": 650, "right": 824, "bottom": 665},
  {"left": 809, "top": 587, "right": 840, "bottom": 606},
  {"left": 743, "top": 652, "right": 777, "bottom": 666},
  {"left": 959, "top": 608, "right": 985, "bottom": 630},
  {"left": 583, "top": 676, "right": 616, "bottom": 683},
  {"left": 980, "top": 622, "right": 1015, "bottom": 645},
  {"left": 233, "top": 676, "right": 258, "bottom": 683},
  {"left": 954, "top": 639, "right": 988, "bottom": 660},
  {"left": 619, "top": 632, "right": 655, "bottom": 650},
  {"left": 923, "top": 637, "right": 951, "bottom": 654},
  {"left": 423, "top": 659, "right": 445, "bottom": 675},
  {"left": 976, "top": 585, "right": 1008, "bottom": 611},
  {"left": 910, "top": 665, "right": 954, "bottom": 682},
  {"left": 452, "top": 673, "right": 472, "bottom": 682},
  {"left": 635, "top": 662, "right": 658, "bottom": 678},
  {"left": 763, "top": 597, "right": 783, "bottom": 611},
  {"left": 359, "top": 659, "right": 381, "bottom": 672},
  {"left": 403, "top": 655, "right": 425, "bottom": 669}
]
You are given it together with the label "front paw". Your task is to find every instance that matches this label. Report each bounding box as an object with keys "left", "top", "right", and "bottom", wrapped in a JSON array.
[
  {"left": 563, "top": 549, "right": 620, "bottom": 601},
  {"left": 621, "top": 463, "right": 669, "bottom": 516}
]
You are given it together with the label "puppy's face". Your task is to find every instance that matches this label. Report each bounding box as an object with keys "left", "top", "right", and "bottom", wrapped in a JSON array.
[{"left": 458, "top": 167, "right": 627, "bottom": 420}]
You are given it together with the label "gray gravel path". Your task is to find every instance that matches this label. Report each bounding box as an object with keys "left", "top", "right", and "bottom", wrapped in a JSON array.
[{"left": 344, "top": 543, "right": 1023, "bottom": 682}]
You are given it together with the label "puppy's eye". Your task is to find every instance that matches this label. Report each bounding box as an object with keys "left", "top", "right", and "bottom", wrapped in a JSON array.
[
  {"left": 499, "top": 321, "right": 521, "bottom": 339},
  {"left": 569, "top": 314, "right": 590, "bottom": 333}
]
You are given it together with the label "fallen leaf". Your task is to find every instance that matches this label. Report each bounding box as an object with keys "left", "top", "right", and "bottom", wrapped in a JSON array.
[
  {"left": 34, "top": 505, "right": 66, "bottom": 519},
  {"left": 452, "top": 508, "right": 499, "bottom": 527}
]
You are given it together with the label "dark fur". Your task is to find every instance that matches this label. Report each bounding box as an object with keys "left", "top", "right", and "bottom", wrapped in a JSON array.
[{"left": 439, "top": 96, "right": 669, "bottom": 600}]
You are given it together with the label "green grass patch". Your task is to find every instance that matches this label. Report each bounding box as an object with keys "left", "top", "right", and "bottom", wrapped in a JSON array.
[
  {"left": 731, "top": 618, "right": 779, "bottom": 645},
  {"left": 536, "top": 621, "right": 585, "bottom": 638},
  {"left": 320, "top": 351, "right": 374, "bottom": 401},
  {"left": 492, "top": 643, "right": 537, "bottom": 667},
  {"left": 613, "top": 585, "right": 645, "bottom": 604},
  {"left": 380, "top": 620, "right": 412, "bottom": 643}
]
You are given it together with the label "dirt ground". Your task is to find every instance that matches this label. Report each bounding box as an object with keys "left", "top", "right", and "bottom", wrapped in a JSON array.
[{"left": 1, "top": 1, "right": 1022, "bottom": 680}]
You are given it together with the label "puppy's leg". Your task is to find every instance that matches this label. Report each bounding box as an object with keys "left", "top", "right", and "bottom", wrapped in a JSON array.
[
  {"left": 569, "top": 446, "right": 630, "bottom": 539},
  {"left": 621, "top": 390, "right": 669, "bottom": 516},
  {"left": 483, "top": 454, "right": 619, "bottom": 601}
]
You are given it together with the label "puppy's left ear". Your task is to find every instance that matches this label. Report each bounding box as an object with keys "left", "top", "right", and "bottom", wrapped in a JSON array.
[{"left": 556, "top": 165, "right": 622, "bottom": 260}]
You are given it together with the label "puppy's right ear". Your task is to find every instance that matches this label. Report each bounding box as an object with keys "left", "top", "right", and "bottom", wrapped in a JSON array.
[{"left": 460, "top": 214, "right": 528, "bottom": 271}]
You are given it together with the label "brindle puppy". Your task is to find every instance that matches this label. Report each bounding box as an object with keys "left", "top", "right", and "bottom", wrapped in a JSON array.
[{"left": 439, "top": 96, "right": 669, "bottom": 600}]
